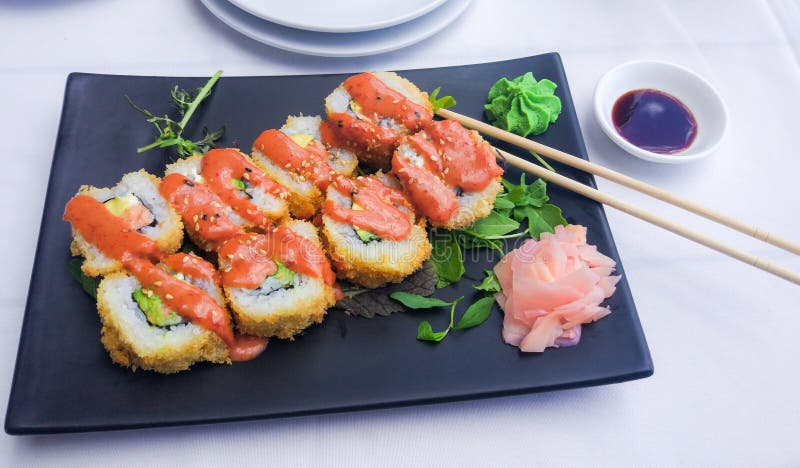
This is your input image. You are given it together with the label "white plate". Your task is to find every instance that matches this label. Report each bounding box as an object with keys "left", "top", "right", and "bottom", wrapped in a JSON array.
[
  {"left": 227, "top": 0, "right": 448, "bottom": 33},
  {"left": 201, "top": 0, "right": 471, "bottom": 57},
  {"left": 594, "top": 60, "right": 728, "bottom": 164}
]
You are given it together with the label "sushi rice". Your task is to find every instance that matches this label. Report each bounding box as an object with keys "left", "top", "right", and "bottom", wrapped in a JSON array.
[{"left": 70, "top": 170, "right": 183, "bottom": 277}]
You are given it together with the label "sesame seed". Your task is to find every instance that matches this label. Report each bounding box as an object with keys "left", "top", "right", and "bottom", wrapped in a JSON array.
[
  {"left": 154, "top": 281, "right": 162, "bottom": 286},
  {"left": 165, "top": 294, "right": 174, "bottom": 300}
]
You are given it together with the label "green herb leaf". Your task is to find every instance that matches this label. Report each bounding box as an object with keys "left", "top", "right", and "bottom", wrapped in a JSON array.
[
  {"left": 462, "top": 211, "right": 520, "bottom": 237},
  {"left": 68, "top": 258, "right": 100, "bottom": 299},
  {"left": 454, "top": 297, "right": 496, "bottom": 330},
  {"left": 390, "top": 292, "right": 452, "bottom": 309},
  {"left": 416, "top": 320, "right": 449, "bottom": 341},
  {"left": 473, "top": 270, "right": 501, "bottom": 293},
  {"left": 516, "top": 204, "right": 568, "bottom": 239},
  {"left": 126, "top": 70, "right": 225, "bottom": 158},
  {"left": 429, "top": 86, "right": 457, "bottom": 113},
  {"left": 493, "top": 196, "right": 515, "bottom": 210},
  {"left": 502, "top": 174, "right": 549, "bottom": 212},
  {"left": 431, "top": 230, "right": 464, "bottom": 288}
]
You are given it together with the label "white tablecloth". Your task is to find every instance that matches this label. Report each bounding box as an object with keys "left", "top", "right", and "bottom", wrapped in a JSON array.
[{"left": 2, "top": 1, "right": 799, "bottom": 466}]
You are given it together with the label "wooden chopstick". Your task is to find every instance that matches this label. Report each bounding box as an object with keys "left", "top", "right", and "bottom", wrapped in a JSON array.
[
  {"left": 437, "top": 108, "right": 800, "bottom": 257},
  {"left": 493, "top": 147, "right": 800, "bottom": 286}
]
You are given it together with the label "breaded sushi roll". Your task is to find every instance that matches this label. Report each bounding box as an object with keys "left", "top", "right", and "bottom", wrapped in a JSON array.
[
  {"left": 70, "top": 170, "right": 183, "bottom": 276},
  {"left": 251, "top": 115, "right": 357, "bottom": 219},
  {"left": 162, "top": 157, "right": 244, "bottom": 251},
  {"left": 163, "top": 149, "right": 290, "bottom": 238},
  {"left": 96, "top": 253, "right": 230, "bottom": 374},
  {"left": 392, "top": 119, "right": 504, "bottom": 230},
  {"left": 219, "top": 221, "right": 336, "bottom": 339},
  {"left": 320, "top": 72, "right": 433, "bottom": 169},
  {"left": 321, "top": 174, "right": 431, "bottom": 288},
  {"left": 280, "top": 115, "right": 358, "bottom": 177}
]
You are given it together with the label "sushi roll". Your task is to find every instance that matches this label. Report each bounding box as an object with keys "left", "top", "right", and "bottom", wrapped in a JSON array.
[
  {"left": 96, "top": 253, "right": 231, "bottom": 374},
  {"left": 279, "top": 115, "right": 358, "bottom": 177},
  {"left": 320, "top": 72, "right": 433, "bottom": 169},
  {"left": 69, "top": 170, "right": 183, "bottom": 276},
  {"left": 321, "top": 174, "right": 431, "bottom": 288},
  {"left": 161, "top": 158, "right": 245, "bottom": 252},
  {"left": 163, "top": 149, "right": 290, "bottom": 239},
  {"left": 392, "top": 119, "right": 504, "bottom": 230},
  {"left": 219, "top": 221, "right": 337, "bottom": 340},
  {"left": 251, "top": 115, "right": 357, "bottom": 219}
]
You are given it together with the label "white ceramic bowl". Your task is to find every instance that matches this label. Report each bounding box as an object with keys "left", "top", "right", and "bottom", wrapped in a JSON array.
[{"left": 594, "top": 60, "right": 728, "bottom": 164}]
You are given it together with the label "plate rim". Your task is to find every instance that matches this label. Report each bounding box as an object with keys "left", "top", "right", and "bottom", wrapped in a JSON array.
[
  {"left": 200, "top": 0, "right": 473, "bottom": 57},
  {"left": 226, "top": 0, "right": 449, "bottom": 33}
]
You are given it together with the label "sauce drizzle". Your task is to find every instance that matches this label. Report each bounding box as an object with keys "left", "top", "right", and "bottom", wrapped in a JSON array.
[
  {"left": 323, "top": 176, "right": 414, "bottom": 241},
  {"left": 201, "top": 148, "right": 289, "bottom": 228},
  {"left": 63, "top": 194, "right": 267, "bottom": 361}
]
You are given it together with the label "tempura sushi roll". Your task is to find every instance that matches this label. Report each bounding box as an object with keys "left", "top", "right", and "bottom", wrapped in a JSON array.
[
  {"left": 321, "top": 174, "right": 431, "bottom": 288},
  {"left": 321, "top": 72, "right": 433, "bottom": 169},
  {"left": 280, "top": 115, "right": 358, "bottom": 177},
  {"left": 96, "top": 253, "right": 230, "bottom": 374},
  {"left": 163, "top": 149, "right": 290, "bottom": 242},
  {"left": 219, "top": 221, "right": 337, "bottom": 339},
  {"left": 392, "top": 119, "right": 504, "bottom": 230},
  {"left": 70, "top": 170, "right": 183, "bottom": 276},
  {"left": 251, "top": 115, "right": 357, "bottom": 219}
]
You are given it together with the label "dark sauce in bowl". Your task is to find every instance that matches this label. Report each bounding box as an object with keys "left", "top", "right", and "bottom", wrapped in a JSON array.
[{"left": 612, "top": 88, "right": 697, "bottom": 154}]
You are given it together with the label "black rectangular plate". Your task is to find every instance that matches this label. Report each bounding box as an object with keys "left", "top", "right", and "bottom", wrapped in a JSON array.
[{"left": 6, "top": 53, "right": 652, "bottom": 435}]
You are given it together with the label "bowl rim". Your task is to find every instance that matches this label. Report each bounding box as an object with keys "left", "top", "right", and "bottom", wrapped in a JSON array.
[{"left": 593, "top": 59, "right": 729, "bottom": 164}]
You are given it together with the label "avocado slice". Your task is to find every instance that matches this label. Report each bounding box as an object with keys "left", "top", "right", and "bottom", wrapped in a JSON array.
[
  {"left": 272, "top": 260, "right": 296, "bottom": 287},
  {"left": 289, "top": 133, "right": 314, "bottom": 148},
  {"left": 104, "top": 193, "right": 140, "bottom": 216},
  {"left": 132, "top": 288, "right": 182, "bottom": 327},
  {"left": 355, "top": 228, "right": 381, "bottom": 243},
  {"left": 231, "top": 178, "right": 246, "bottom": 191}
]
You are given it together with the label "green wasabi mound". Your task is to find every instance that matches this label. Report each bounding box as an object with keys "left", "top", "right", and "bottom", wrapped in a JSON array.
[{"left": 484, "top": 72, "right": 562, "bottom": 137}]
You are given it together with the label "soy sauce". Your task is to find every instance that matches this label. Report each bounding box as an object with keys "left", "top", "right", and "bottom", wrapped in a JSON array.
[{"left": 612, "top": 88, "right": 697, "bottom": 154}]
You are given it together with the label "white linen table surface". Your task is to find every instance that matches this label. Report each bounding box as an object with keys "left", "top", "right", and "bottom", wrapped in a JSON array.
[{"left": 1, "top": 0, "right": 798, "bottom": 466}]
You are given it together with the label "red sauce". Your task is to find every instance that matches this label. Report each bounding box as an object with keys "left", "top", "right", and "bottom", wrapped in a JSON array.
[
  {"left": 160, "top": 173, "right": 244, "bottom": 251},
  {"left": 219, "top": 230, "right": 336, "bottom": 288},
  {"left": 323, "top": 176, "right": 413, "bottom": 241},
  {"left": 64, "top": 194, "right": 267, "bottom": 362},
  {"left": 201, "top": 148, "right": 289, "bottom": 229},
  {"left": 271, "top": 225, "right": 336, "bottom": 285},
  {"left": 253, "top": 130, "right": 335, "bottom": 191},
  {"left": 423, "top": 120, "right": 503, "bottom": 191},
  {"left": 333, "top": 283, "right": 344, "bottom": 302},
  {"left": 612, "top": 88, "right": 698, "bottom": 154},
  {"left": 63, "top": 195, "right": 162, "bottom": 263},
  {"left": 320, "top": 113, "right": 398, "bottom": 165},
  {"left": 390, "top": 120, "right": 503, "bottom": 222},
  {"left": 227, "top": 334, "right": 269, "bottom": 362},
  {"left": 217, "top": 233, "right": 277, "bottom": 289},
  {"left": 343, "top": 73, "right": 431, "bottom": 130},
  {"left": 161, "top": 252, "right": 220, "bottom": 285},
  {"left": 319, "top": 73, "right": 433, "bottom": 166},
  {"left": 394, "top": 134, "right": 459, "bottom": 222}
]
